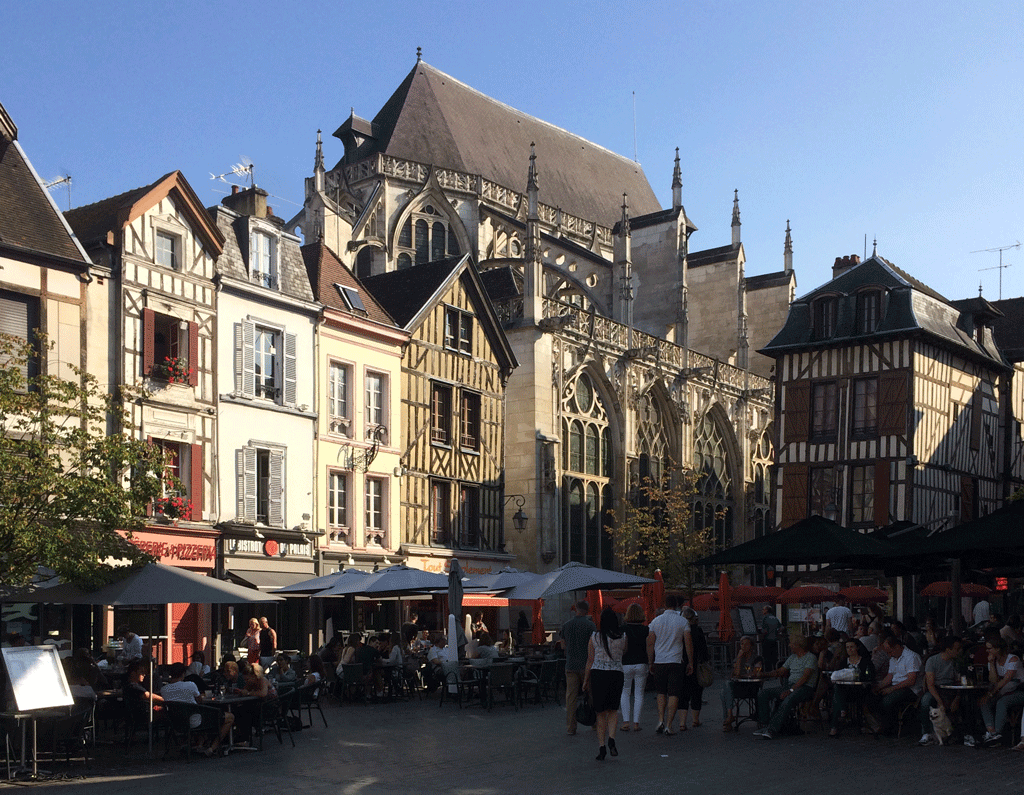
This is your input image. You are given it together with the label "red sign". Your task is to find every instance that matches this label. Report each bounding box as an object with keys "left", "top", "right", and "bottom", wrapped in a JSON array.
[
  {"left": 128, "top": 531, "right": 215, "bottom": 567},
  {"left": 263, "top": 539, "right": 279, "bottom": 557},
  {"left": 996, "top": 577, "right": 1009, "bottom": 591}
]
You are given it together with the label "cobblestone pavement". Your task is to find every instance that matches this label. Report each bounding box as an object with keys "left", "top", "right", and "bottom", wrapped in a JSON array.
[{"left": 8, "top": 684, "right": 1021, "bottom": 794}]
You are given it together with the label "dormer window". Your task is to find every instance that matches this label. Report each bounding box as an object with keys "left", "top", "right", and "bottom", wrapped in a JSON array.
[
  {"left": 856, "top": 290, "right": 882, "bottom": 333},
  {"left": 156, "top": 231, "right": 179, "bottom": 270},
  {"left": 250, "top": 230, "right": 277, "bottom": 288},
  {"left": 812, "top": 297, "right": 838, "bottom": 340},
  {"left": 334, "top": 283, "right": 367, "bottom": 315}
]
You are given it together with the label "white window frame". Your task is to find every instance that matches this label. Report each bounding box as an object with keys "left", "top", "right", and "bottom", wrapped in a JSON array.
[
  {"left": 327, "top": 469, "right": 349, "bottom": 543},
  {"left": 328, "top": 360, "right": 352, "bottom": 436},
  {"left": 155, "top": 230, "right": 179, "bottom": 270},
  {"left": 250, "top": 229, "right": 277, "bottom": 289},
  {"left": 237, "top": 442, "right": 285, "bottom": 527},
  {"left": 235, "top": 318, "right": 297, "bottom": 406},
  {"left": 444, "top": 307, "right": 473, "bottom": 355},
  {"left": 364, "top": 370, "right": 387, "bottom": 436},
  {"left": 365, "top": 476, "right": 386, "bottom": 546}
]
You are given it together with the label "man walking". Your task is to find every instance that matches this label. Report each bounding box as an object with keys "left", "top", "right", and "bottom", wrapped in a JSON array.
[
  {"left": 646, "top": 595, "right": 693, "bottom": 735},
  {"left": 760, "top": 606, "right": 782, "bottom": 672},
  {"left": 561, "top": 600, "right": 595, "bottom": 735}
]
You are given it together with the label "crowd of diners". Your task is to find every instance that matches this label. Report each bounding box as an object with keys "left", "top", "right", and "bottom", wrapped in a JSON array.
[{"left": 737, "top": 601, "right": 1024, "bottom": 748}]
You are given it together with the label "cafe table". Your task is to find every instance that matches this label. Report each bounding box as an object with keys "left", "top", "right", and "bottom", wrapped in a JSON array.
[
  {"left": 939, "top": 683, "right": 989, "bottom": 741},
  {"left": 831, "top": 678, "right": 872, "bottom": 731},
  {"left": 729, "top": 678, "right": 764, "bottom": 729},
  {"left": 203, "top": 693, "right": 261, "bottom": 753}
]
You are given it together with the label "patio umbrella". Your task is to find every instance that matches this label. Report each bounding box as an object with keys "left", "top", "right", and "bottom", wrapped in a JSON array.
[
  {"left": 346, "top": 564, "right": 450, "bottom": 597},
  {"left": 501, "top": 562, "right": 653, "bottom": 601},
  {"left": 3, "top": 562, "right": 282, "bottom": 605},
  {"left": 906, "top": 500, "right": 1024, "bottom": 565},
  {"left": 697, "top": 515, "right": 896, "bottom": 567},
  {"left": 586, "top": 589, "right": 604, "bottom": 615},
  {"left": 448, "top": 559, "right": 467, "bottom": 652},
  {"left": 838, "top": 586, "right": 889, "bottom": 604},
  {"left": 776, "top": 585, "right": 839, "bottom": 604},
  {"left": 718, "top": 571, "right": 735, "bottom": 642},
  {"left": 464, "top": 568, "right": 538, "bottom": 591},
  {"left": 653, "top": 570, "right": 665, "bottom": 609},
  {"left": 611, "top": 596, "right": 644, "bottom": 614},
  {"left": 691, "top": 592, "right": 718, "bottom": 611},
  {"left": 732, "top": 585, "right": 785, "bottom": 603},
  {"left": 920, "top": 581, "right": 992, "bottom": 598},
  {"left": 273, "top": 568, "right": 374, "bottom": 595},
  {"left": 312, "top": 569, "right": 382, "bottom": 597},
  {"left": 531, "top": 599, "right": 546, "bottom": 644}
]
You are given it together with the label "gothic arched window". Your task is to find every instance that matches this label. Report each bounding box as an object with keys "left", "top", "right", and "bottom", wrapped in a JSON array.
[
  {"left": 693, "top": 413, "right": 735, "bottom": 558},
  {"left": 396, "top": 203, "right": 461, "bottom": 267}
]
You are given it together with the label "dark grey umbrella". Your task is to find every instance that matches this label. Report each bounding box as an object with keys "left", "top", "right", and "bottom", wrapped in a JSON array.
[
  {"left": 448, "top": 558, "right": 467, "bottom": 651},
  {"left": 501, "top": 561, "right": 653, "bottom": 601}
]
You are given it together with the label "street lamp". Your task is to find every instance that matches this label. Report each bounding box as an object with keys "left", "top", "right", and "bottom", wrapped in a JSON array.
[{"left": 504, "top": 494, "right": 528, "bottom": 531}]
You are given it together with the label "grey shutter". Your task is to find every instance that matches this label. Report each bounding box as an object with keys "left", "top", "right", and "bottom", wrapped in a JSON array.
[
  {"left": 235, "top": 320, "right": 256, "bottom": 397},
  {"left": 268, "top": 450, "right": 285, "bottom": 527},
  {"left": 0, "top": 293, "right": 31, "bottom": 381},
  {"left": 283, "top": 332, "right": 297, "bottom": 406},
  {"left": 237, "top": 446, "right": 257, "bottom": 522}
]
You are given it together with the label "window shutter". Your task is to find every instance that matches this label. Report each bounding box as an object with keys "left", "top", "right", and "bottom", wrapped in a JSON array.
[
  {"left": 781, "top": 464, "right": 808, "bottom": 528},
  {"left": 187, "top": 321, "right": 199, "bottom": 387},
  {"left": 238, "top": 447, "right": 257, "bottom": 522},
  {"left": 142, "top": 308, "right": 156, "bottom": 376},
  {"left": 878, "top": 371, "right": 908, "bottom": 436},
  {"left": 190, "top": 443, "right": 203, "bottom": 521},
  {"left": 235, "top": 320, "right": 256, "bottom": 397},
  {"left": 268, "top": 450, "right": 285, "bottom": 527},
  {"left": 961, "top": 476, "right": 976, "bottom": 522},
  {"left": 873, "top": 461, "right": 890, "bottom": 526},
  {"left": 970, "top": 390, "right": 982, "bottom": 451},
  {"left": 784, "top": 381, "right": 810, "bottom": 444},
  {"left": 283, "top": 332, "right": 297, "bottom": 406},
  {"left": 145, "top": 435, "right": 154, "bottom": 517}
]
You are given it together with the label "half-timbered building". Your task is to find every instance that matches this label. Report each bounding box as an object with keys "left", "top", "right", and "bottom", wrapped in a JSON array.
[
  {"left": 287, "top": 58, "right": 790, "bottom": 578},
  {"left": 360, "top": 255, "right": 518, "bottom": 576},
  {"left": 762, "top": 254, "right": 1023, "bottom": 551},
  {"left": 67, "top": 171, "right": 224, "bottom": 663}
]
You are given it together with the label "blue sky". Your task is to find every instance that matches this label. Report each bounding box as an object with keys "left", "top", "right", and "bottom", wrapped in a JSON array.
[{"left": 4, "top": 1, "right": 1021, "bottom": 302}]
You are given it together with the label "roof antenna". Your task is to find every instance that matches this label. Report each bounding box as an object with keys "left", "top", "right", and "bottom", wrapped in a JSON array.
[
  {"left": 632, "top": 91, "right": 638, "bottom": 163},
  {"left": 972, "top": 241, "right": 1019, "bottom": 300},
  {"left": 863, "top": 234, "right": 867, "bottom": 260}
]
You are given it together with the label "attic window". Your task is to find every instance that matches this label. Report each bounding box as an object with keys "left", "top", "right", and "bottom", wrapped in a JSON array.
[
  {"left": 856, "top": 290, "right": 881, "bottom": 333},
  {"left": 334, "top": 283, "right": 367, "bottom": 314},
  {"left": 812, "top": 297, "right": 838, "bottom": 340}
]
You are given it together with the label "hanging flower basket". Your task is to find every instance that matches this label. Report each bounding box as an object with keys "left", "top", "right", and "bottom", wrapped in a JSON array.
[
  {"left": 155, "top": 495, "right": 193, "bottom": 521},
  {"left": 151, "top": 356, "right": 193, "bottom": 384}
]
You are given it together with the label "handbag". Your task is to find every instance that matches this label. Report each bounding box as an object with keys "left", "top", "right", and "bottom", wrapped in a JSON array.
[
  {"left": 575, "top": 692, "right": 596, "bottom": 726},
  {"left": 696, "top": 661, "right": 714, "bottom": 689}
]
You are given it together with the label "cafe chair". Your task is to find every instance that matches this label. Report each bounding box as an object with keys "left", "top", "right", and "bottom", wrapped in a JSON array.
[
  {"left": 896, "top": 696, "right": 922, "bottom": 739},
  {"left": 163, "top": 702, "right": 223, "bottom": 761},
  {"left": 340, "top": 664, "right": 366, "bottom": 703},
  {"left": 258, "top": 695, "right": 295, "bottom": 750},
  {"left": 294, "top": 683, "right": 328, "bottom": 729},
  {"left": 483, "top": 664, "right": 518, "bottom": 711},
  {"left": 439, "top": 663, "right": 481, "bottom": 709},
  {"left": 38, "top": 702, "right": 92, "bottom": 769}
]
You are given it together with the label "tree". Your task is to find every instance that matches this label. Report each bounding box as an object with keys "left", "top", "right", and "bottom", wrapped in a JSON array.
[
  {"left": 0, "top": 334, "right": 163, "bottom": 589},
  {"left": 608, "top": 463, "right": 714, "bottom": 599}
]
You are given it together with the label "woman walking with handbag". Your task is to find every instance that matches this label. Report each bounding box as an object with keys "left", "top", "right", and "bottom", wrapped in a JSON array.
[
  {"left": 677, "top": 607, "right": 710, "bottom": 730},
  {"left": 584, "top": 607, "right": 627, "bottom": 761}
]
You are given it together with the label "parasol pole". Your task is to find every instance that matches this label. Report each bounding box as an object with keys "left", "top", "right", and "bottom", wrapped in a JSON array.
[{"left": 950, "top": 558, "right": 963, "bottom": 637}]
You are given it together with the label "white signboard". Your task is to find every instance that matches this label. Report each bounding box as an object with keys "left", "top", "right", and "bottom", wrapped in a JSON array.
[{"left": 1, "top": 645, "right": 74, "bottom": 711}]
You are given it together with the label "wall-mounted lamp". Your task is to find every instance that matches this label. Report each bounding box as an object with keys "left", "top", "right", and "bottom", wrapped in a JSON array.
[{"left": 504, "top": 494, "right": 529, "bottom": 531}]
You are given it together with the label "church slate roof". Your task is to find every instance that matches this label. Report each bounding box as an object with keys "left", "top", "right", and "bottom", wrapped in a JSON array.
[
  {"left": 336, "top": 61, "right": 661, "bottom": 229},
  {"left": 300, "top": 241, "right": 396, "bottom": 328},
  {"left": 746, "top": 271, "right": 792, "bottom": 291},
  {"left": 688, "top": 244, "right": 738, "bottom": 268},
  {"left": 0, "top": 124, "right": 88, "bottom": 264},
  {"left": 761, "top": 255, "right": 1006, "bottom": 368}
]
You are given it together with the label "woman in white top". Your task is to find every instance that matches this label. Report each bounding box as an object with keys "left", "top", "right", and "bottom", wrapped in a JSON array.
[
  {"left": 584, "top": 607, "right": 627, "bottom": 761},
  {"left": 979, "top": 636, "right": 1024, "bottom": 743}
]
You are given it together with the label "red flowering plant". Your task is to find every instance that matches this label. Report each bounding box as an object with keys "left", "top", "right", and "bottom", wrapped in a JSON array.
[
  {"left": 154, "top": 494, "right": 193, "bottom": 521},
  {"left": 151, "top": 356, "right": 193, "bottom": 384}
]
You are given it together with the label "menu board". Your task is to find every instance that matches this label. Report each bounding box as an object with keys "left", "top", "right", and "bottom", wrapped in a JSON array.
[
  {"left": 738, "top": 606, "right": 758, "bottom": 636},
  {"left": 1, "top": 645, "right": 74, "bottom": 711}
]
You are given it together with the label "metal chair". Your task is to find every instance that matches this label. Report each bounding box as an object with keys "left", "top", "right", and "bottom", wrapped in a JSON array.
[
  {"left": 258, "top": 694, "right": 295, "bottom": 750},
  {"left": 340, "top": 664, "right": 366, "bottom": 703},
  {"left": 439, "top": 663, "right": 481, "bottom": 709},
  {"left": 293, "top": 682, "right": 328, "bottom": 729},
  {"left": 482, "top": 664, "right": 518, "bottom": 711},
  {"left": 163, "top": 701, "right": 223, "bottom": 761}
]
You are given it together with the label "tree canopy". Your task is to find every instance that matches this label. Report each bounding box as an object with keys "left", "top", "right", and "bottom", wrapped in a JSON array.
[
  {"left": 0, "top": 335, "right": 162, "bottom": 589},
  {"left": 608, "top": 464, "right": 714, "bottom": 597}
]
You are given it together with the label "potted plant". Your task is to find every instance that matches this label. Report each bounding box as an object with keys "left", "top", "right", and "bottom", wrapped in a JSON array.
[
  {"left": 154, "top": 495, "right": 193, "bottom": 522},
  {"left": 151, "top": 356, "right": 193, "bottom": 384}
]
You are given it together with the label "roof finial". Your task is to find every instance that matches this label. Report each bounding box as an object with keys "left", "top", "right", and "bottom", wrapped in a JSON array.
[
  {"left": 731, "top": 189, "right": 741, "bottom": 246},
  {"left": 314, "top": 129, "right": 324, "bottom": 172},
  {"left": 671, "top": 147, "right": 682, "bottom": 210},
  {"left": 979, "top": 282, "right": 984, "bottom": 297},
  {"left": 527, "top": 142, "right": 539, "bottom": 193},
  {"left": 621, "top": 193, "right": 631, "bottom": 236},
  {"left": 872, "top": 237, "right": 877, "bottom": 257},
  {"left": 416, "top": 46, "right": 422, "bottom": 63}
]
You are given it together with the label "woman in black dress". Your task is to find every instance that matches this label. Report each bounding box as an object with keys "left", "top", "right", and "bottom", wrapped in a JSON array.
[{"left": 678, "top": 607, "right": 708, "bottom": 730}]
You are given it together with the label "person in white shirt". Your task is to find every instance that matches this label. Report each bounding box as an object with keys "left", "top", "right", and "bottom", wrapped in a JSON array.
[
  {"left": 979, "top": 637, "right": 1024, "bottom": 745},
  {"left": 161, "top": 662, "right": 233, "bottom": 756},
  {"left": 974, "top": 599, "right": 991, "bottom": 625},
  {"left": 645, "top": 595, "right": 693, "bottom": 736},
  {"left": 117, "top": 627, "right": 143, "bottom": 662},
  {"left": 825, "top": 604, "right": 853, "bottom": 636},
  {"left": 870, "top": 637, "right": 921, "bottom": 734}
]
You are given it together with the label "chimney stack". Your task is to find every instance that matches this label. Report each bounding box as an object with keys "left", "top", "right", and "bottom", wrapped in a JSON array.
[
  {"left": 222, "top": 185, "right": 268, "bottom": 218},
  {"left": 832, "top": 254, "right": 860, "bottom": 279}
]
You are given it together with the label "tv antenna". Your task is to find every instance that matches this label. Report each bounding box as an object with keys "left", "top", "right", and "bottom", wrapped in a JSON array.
[
  {"left": 972, "top": 241, "right": 1020, "bottom": 300},
  {"left": 43, "top": 174, "right": 72, "bottom": 211},
  {"left": 210, "top": 155, "right": 255, "bottom": 186}
]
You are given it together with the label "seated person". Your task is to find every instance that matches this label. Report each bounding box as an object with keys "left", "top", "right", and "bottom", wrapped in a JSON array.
[
  {"left": 339, "top": 634, "right": 360, "bottom": 668},
  {"left": 828, "top": 638, "right": 876, "bottom": 736},
  {"left": 918, "top": 635, "right": 961, "bottom": 745},
  {"left": 754, "top": 635, "right": 818, "bottom": 740},
  {"left": 413, "top": 630, "right": 432, "bottom": 653},
  {"left": 232, "top": 663, "right": 276, "bottom": 745},
  {"left": 868, "top": 636, "right": 922, "bottom": 734},
  {"left": 464, "top": 636, "right": 480, "bottom": 659},
  {"left": 320, "top": 637, "right": 343, "bottom": 668},
  {"left": 273, "top": 654, "right": 298, "bottom": 686},
  {"left": 70, "top": 648, "right": 109, "bottom": 689},
  {"left": 217, "top": 659, "right": 245, "bottom": 691},
  {"left": 357, "top": 636, "right": 383, "bottom": 694},
  {"left": 871, "top": 630, "right": 894, "bottom": 678},
  {"left": 303, "top": 653, "right": 327, "bottom": 696},
  {"left": 184, "top": 651, "right": 209, "bottom": 691},
  {"left": 475, "top": 632, "right": 500, "bottom": 661},
  {"left": 810, "top": 632, "right": 841, "bottom": 719},
  {"left": 423, "top": 633, "right": 448, "bottom": 694},
  {"left": 125, "top": 659, "right": 166, "bottom": 719},
  {"left": 721, "top": 635, "right": 763, "bottom": 731},
  {"left": 63, "top": 657, "right": 97, "bottom": 701},
  {"left": 979, "top": 636, "right": 1024, "bottom": 745},
  {"left": 161, "top": 662, "right": 233, "bottom": 756}
]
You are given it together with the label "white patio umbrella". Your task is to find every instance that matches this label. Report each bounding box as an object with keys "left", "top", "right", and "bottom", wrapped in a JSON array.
[{"left": 500, "top": 561, "right": 653, "bottom": 601}]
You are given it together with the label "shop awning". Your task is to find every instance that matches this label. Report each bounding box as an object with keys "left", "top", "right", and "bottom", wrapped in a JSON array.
[{"left": 226, "top": 570, "right": 313, "bottom": 592}]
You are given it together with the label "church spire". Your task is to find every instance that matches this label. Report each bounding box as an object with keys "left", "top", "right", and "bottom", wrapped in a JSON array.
[
  {"left": 784, "top": 219, "right": 793, "bottom": 272},
  {"left": 671, "top": 147, "right": 682, "bottom": 211},
  {"left": 313, "top": 129, "right": 325, "bottom": 191},
  {"left": 731, "top": 189, "right": 741, "bottom": 246}
]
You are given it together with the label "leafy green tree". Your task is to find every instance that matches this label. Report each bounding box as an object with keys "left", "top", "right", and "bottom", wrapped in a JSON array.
[
  {"left": 0, "top": 334, "right": 163, "bottom": 589},
  {"left": 609, "top": 464, "right": 714, "bottom": 599}
]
